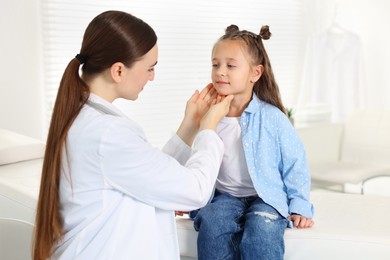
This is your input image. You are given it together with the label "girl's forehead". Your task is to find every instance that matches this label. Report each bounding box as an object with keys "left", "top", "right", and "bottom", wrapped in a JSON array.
[
  {"left": 213, "top": 40, "right": 248, "bottom": 57},
  {"left": 213, "top": 39, "right": 256, "bottom": 66},
  {"left": 215, "top": 39, "right": 243, "bottom": 48}
]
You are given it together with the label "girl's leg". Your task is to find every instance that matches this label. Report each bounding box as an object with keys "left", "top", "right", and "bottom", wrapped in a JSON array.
[
  {"left": 240, "top": 198, "right": 288, "bottom": 260},
  {"left": 194, "top": 192, "right": 245, "bottom": 260}
]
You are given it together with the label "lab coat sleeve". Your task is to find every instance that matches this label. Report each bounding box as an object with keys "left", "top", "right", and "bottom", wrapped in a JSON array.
[
  {"left": 100, "top": 120, "right": 223, "bottom": 211},
  {"left": 161, "top": 134, "right": 192, "bottom": 165}
]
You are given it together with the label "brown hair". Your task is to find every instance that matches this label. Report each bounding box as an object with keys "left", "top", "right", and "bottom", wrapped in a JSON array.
[
  {"left": 216, "top": 24, "right": 285, "bottom": 114},
  {"left": 33, "top": 10, "right": 157, "bottom": 260}
]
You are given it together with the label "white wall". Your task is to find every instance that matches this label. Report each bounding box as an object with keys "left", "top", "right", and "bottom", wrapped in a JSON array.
[
  {"left": 0, "top": 0, "right": 389, "bottom": 142},
  {"left": 0, "top": 0, "right": 44, "bottom": 140}
]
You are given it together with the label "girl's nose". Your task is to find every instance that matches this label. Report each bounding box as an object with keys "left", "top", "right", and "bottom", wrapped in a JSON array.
[{"left": 217, "top": 67, "right": 226, "bottom": 76}]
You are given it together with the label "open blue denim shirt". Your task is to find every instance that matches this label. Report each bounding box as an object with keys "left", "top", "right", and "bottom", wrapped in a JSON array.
[{"left": 191, "top": 94, "right": 314, "bottom": 223}]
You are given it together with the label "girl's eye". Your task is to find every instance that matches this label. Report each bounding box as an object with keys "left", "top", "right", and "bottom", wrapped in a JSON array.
[
  {"left": 148, "top": 68, "right": 155, "bottom": 72},
  {"left": 227, "top": 64, "right": 236, "bottom": 68},
  {"left": 212, "top": 64, "right": 218, "bottom": 68}
]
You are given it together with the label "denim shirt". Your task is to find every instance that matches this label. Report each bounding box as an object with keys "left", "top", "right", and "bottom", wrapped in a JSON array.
[{"left": 241, "top": 94, "right": 314, "bottom": 219}]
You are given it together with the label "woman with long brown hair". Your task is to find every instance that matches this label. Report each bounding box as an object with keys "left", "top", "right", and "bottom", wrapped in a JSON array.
[{"left": 33, "top": 10, "right": 233, "bottom": 259}]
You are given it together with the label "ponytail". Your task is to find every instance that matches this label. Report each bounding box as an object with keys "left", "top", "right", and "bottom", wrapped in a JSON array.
[{"left": 33, "top": 58, "right": 89, "bottom": 260}]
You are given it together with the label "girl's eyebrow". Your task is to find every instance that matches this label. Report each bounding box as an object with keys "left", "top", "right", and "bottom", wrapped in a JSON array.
[
  {"left": 212, "top": 57, "right": 237, "bottom": 62},
  {"left": 150, "top": 61, "right": 158, "bottom": 67}
]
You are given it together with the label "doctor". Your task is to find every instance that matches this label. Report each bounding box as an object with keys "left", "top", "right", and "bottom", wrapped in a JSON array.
[{"left": 33, "top": 10, "right": 233, "bottom": 260}]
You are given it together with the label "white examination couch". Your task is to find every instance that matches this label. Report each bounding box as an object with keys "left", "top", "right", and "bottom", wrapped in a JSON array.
[
  {"left": 0, "top": 129, "right": 44, "bottom": 259},
  {"left": 1, "top": 129, "right": 390, "bottom": 259},
  {"left": 177, "top": 190, "right": 390, "bottom": 260}
]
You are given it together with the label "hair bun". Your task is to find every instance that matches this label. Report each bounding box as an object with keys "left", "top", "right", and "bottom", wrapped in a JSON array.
[
  {"left": 259, "top": 25, "right": 271, "bottom": 40},
  {"left": 225, "top": 24, "right": 239, "bottom": 34}
]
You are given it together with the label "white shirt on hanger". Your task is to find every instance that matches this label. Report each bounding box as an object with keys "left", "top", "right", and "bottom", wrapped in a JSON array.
[{"left": 298, "top": 27, "right": 366, "bottom": 123}]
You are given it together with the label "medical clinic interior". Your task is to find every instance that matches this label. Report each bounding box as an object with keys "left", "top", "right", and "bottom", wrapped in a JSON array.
[{"left": 1, "top": 0, "right": 390, "bottom": 259}]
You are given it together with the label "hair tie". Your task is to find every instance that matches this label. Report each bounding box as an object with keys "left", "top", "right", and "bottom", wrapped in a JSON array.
[{"left": 75, "top": 54, "right": 86, "bottom": 64}]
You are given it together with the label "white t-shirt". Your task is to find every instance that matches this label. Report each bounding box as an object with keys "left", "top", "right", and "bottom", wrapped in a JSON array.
[{"left": 216, "top": 117, "right": 257, "bottom": 197}]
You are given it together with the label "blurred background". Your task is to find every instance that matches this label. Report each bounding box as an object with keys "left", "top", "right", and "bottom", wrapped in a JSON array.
[{"left": 1, "top": 0, "right": 389, "bottom": 148}]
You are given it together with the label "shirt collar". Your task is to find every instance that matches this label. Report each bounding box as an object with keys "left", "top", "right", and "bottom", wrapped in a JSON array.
[{"left": 244, "top": 93, "right": 263, "bottom": 114}]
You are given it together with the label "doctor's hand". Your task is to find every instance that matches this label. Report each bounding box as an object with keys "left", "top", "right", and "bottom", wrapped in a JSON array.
[
  {"left": 177, "top": 83, "right": 219, "bottom": 146},
  {"left": 175, "top": 211, "right": 189, "bottom": 217},
  {"left": 200, "top": 94, "right": 234, "bottom": 131},
  {"left": 184, "top": 83, "right": 217, "bottom": 127}
]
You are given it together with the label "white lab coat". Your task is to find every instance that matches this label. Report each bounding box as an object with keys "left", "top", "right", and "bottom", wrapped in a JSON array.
[{"left": 53, "top": 94, "right": 223, "bottom": 260}]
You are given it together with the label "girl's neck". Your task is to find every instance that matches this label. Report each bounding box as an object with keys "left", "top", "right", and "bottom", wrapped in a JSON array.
[{"left": 227, "top": 93, "right": 252, "bottom": 117}]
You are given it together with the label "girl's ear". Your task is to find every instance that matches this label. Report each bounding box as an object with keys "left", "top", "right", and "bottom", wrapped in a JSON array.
[
  {"left": 110, "top": 62, "right": 125, "bottom": 83},
  {"left": 251, "top": 65, "right": 264, "bottom": 83}
]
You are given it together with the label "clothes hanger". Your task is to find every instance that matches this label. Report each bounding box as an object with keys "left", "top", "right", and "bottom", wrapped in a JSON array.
[{"left": 327, "top": 4, "right": 347, "bottom": 34}]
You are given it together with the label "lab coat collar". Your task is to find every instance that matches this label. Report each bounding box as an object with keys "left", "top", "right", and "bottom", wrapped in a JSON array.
[{"left": 87, "top": 93, "right": 128, "bottom": 118}]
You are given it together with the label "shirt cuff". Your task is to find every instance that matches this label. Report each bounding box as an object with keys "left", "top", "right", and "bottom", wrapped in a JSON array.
[{"left": 289, "top": 197, "right": 315, "bottom": 218}]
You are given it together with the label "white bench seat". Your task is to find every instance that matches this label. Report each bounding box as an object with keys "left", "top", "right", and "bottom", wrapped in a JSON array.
[{"left": 176, "top": 190, "right": 390, "bottom": 260}]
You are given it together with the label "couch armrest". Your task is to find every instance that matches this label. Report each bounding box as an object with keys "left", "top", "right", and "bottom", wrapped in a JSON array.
[
  {"left": 0, "top": 129, "right": 45, "bottom": 165},
  {"left": 344, "top": 175, "right": 390, "bottom": 195},
  {"left": 296, "top": 123, "right": 344, "bottom": 164}
]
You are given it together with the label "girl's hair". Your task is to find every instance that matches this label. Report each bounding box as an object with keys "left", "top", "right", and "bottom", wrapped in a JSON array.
[
  {"left": 217, "top": 24, "right": 286, "bottom": 114},
  {"left": 33, "top": 10, "right": 157, "bottom": 260}
]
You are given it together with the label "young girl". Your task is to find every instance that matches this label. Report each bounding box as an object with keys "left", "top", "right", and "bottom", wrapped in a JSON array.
[
  {"left": 33, "top": 11, "right": 233, "bottom": 260},
  {"left": 193, "top": 25, "right": 315, "bottom": 260}
]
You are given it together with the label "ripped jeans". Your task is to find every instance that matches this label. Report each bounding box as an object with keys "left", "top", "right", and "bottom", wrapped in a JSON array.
[{"left": 193, "top": 191, "right": 288, "bottom": 260}]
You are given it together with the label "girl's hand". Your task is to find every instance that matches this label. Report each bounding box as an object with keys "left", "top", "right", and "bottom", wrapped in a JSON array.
[{"left": 288, "top": 214, "right": 314, "bottom": 228}]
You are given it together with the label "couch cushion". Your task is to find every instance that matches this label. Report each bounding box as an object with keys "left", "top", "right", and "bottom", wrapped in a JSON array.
[
  {"left": 309, "top": 161, "right": 390, "bottom": 185},
  {"left": 341, "top": 110, "right": 390, "bottom": 165},
  {"left": 176, "top": 191, "right": 390, "bottom": 259}
]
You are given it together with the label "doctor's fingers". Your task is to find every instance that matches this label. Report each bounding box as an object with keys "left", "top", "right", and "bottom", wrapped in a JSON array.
[
  {"left": 175, "top": 211, "right": 189, "bottom": 216},
  {"left": 201, "top": 84, "right": 218, "bottom": 103},
  {"left": 188, "top": 90, "right": 200, "bottom": 103},
  {"left": 198, "top": 83, "right": 213, "bottom": 99},
  {"left": 212, "top": 95, "right": 233, "bottom": 113}
]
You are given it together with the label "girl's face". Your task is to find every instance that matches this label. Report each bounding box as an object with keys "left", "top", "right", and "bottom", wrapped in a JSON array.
[
  {"left": 118, "top": 44, "right": 158, "bottom": 100},
  {"left": 211, "top": 40, "right": 260, "bottom": 99}
]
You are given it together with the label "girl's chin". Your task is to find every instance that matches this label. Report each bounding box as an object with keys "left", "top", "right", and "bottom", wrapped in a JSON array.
[
  {"left": 213, "top": 86, "right": 230, "bottom": 96},
  {"left": 216, "top": 90, "right": 231, "bottom": 96}
]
